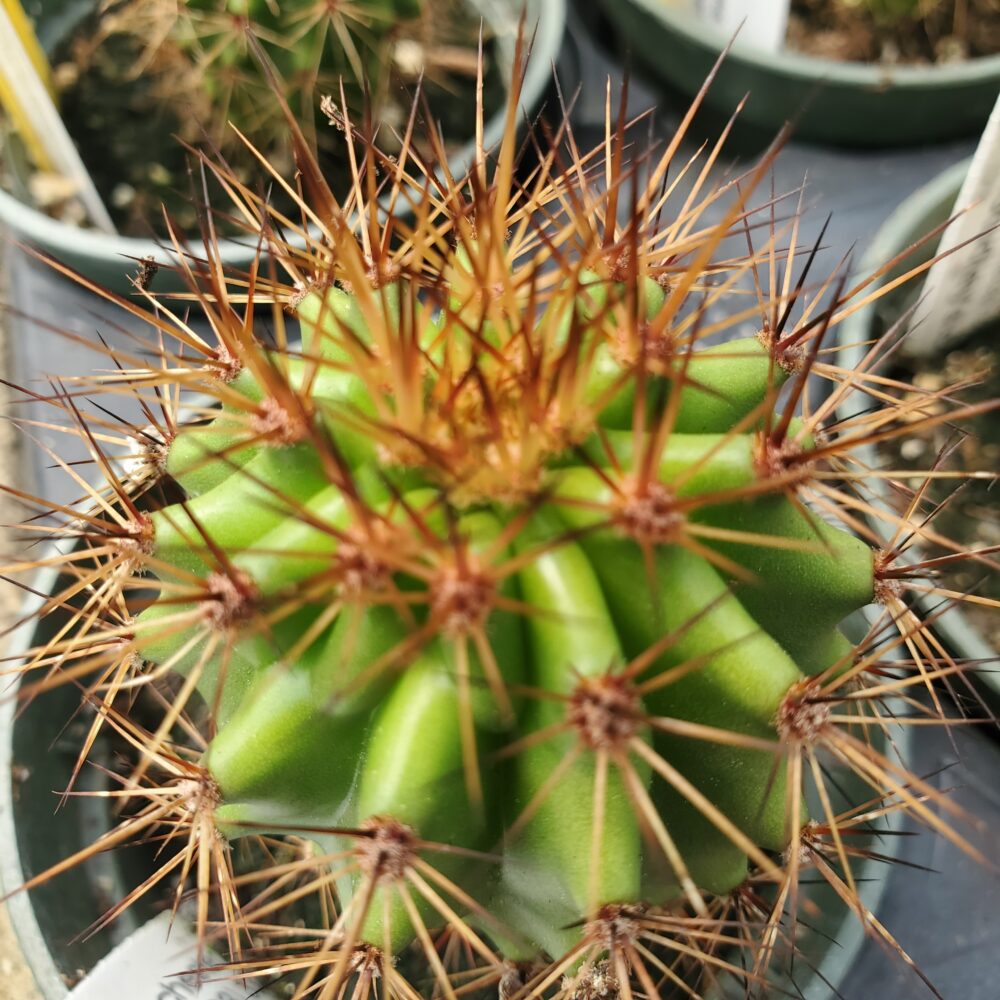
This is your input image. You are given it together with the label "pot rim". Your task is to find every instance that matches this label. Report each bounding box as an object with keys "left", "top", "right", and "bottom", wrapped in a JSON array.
[
  {"left": 0, "top": 0, "right": 567, "bottom": 271},
  {"left": 616, "top": 0, "right": 1000, "bottom": 88},
  {"left": 834, "top": 156, "right": 999, "bottom": 685}
]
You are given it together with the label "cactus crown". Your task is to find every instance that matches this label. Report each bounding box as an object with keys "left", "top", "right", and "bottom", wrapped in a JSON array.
[{"left": 7, "top": 51, "right": 998, "bottom": 1000}]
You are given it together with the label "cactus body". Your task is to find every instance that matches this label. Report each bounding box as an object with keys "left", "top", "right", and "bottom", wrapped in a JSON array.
[
  {"left": 11, "top": 61, "right": 996, "bottom": 999},
  {"left": 172, "top": 0, "right": 423, "bottom": 143},
  {"left": 120, "top": 257, "right": 886, "bottom": 970}
]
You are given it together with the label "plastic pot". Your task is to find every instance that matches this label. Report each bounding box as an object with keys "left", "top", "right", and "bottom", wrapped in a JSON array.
[
  {"left": 1, "top": 557, "right": 906, "bottom": 999},
  {"left": 0, "top": 564, "right": 157, "bottom": 999},
  {"left": 600, "top": 0, "right": 1000, "bottom": 147},
  {"left": 0, "top": 0, "right": 567, "bottom": 295},
  {"left": 834, "top": 157, "right": 1000, "bottom": 708}
]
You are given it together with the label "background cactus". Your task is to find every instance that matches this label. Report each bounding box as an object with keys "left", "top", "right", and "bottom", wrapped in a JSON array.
[
  {"left": 129, "top": 0, "right": 423, "bottom": 147},
  {"left": 49, "top": 0, "right": 487, "bottom": 232},
  {"left": 5, "top": 52, "right": 998, "bottom": 1000}
]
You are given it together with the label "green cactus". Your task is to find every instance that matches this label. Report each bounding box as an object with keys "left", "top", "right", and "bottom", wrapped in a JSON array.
[
  {"left": 47, "top": 0, "right": 490, "bottom": 233},
  {"left": 76, "top": 0, "right": 425, "bottom": 152},
  {"left": 132, "top": 270, "right": 866, "bottom": 923},
  {"left": 8, "top": 55, "right": 996, "bottom": 1000},
  {"left": 168, "top": 0, "right": 425, "bottom": 147},
  {"left": 108, "top": 258, "right": 969, "bottom": 992}
]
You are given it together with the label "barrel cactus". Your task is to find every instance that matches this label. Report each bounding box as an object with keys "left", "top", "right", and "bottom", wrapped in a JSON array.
[
  {"left": 7, "top": 59, "right": 997, "bottom": 1000},
  {"left": 60, "top": 0, "right": 430, "bottom": 181},
  {"left": 165, "top": 0, "right": 425, "bottom": 146}
]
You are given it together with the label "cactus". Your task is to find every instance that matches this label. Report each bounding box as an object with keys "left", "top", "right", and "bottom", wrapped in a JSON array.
[
  {"left": 51, "top": 0, "right": 486, "bottom": 231},
  {"left": 6, "top": 51, "right": 998, "bottom": 1000},
  {"left": 84, "top": 0, "right": 425, "bottom": 152},
  {"left": 170, "top": 0, "right": 424, "bottom": 146}
]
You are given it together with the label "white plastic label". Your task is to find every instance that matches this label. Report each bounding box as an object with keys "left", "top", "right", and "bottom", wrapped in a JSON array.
[
  {"left": 690, "top": 0, "right": 791, "bottom": 53},
  {"left": 67, "top": 912, "right": 280, "bottom": 1000},
  {"left": 907, "top": 93, "right": 1000, "bottom": 355}
]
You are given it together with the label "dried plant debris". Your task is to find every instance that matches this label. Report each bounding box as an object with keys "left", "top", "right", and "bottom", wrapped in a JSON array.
[{"left": 788, "top": 0, "right": 1000, "bottom": 64}]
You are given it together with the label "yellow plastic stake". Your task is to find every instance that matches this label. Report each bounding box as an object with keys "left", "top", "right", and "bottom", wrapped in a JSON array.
[
  {"left": 0, "top": 0, "right": 117, "bottom": 232},
  {"left": 2, "top": 0, "right": 54, "bottom": 95},
  {"left": 0, "top": 3, "right": 51, "bottom": 169}
]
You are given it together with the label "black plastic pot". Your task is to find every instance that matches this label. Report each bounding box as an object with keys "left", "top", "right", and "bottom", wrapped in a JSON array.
[
  {"left": 0, "top": 566, "right": 157, "bottom": 999},
  {"left": 0, "top": 0, "right": 567, "bottom": 294},
  {"left": 600, "top": 0, "right": 1000, "bottom": 147},
  {"left": 834, "top": 158, "right": 1000, "bottom": 708}
]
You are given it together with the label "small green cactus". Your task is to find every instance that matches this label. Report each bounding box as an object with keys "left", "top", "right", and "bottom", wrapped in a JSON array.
[
  {"left": 77, "top": 0, "right": 426, "bottom": 150},
  {"left": 8, "top": 57, "right": 997, "bottom": 1000},
  {"left": 49, "top": 0, "right": 483, "bottom": 231},
  {"left": 166, "top": 0, "right": 425, "bottom": 147}
]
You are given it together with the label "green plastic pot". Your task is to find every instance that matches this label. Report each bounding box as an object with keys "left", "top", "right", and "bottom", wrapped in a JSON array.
[
  {"left": 1, "top": 555, "right": 904, "bottom": 999},
  {"left": 0, "top": 0, "right": 566, "bottom": 295},
  {"left": 601, "top": 0, "right": 1000, "bottom": 147},
  {"left": 836, "top": 157, "right": 1000, "bottom": 707}
]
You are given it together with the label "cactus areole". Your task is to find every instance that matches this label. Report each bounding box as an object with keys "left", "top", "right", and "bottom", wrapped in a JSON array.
[{"left": 8, "top": 55, "right": 996, "bottom": 1000}]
